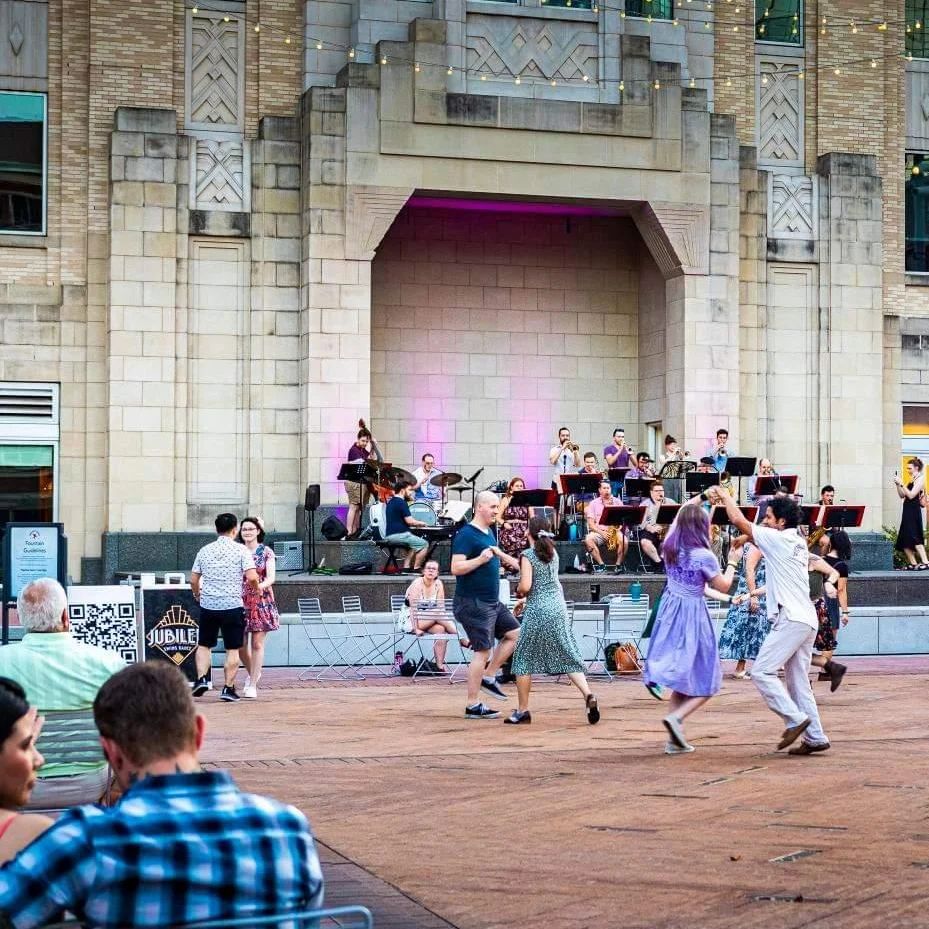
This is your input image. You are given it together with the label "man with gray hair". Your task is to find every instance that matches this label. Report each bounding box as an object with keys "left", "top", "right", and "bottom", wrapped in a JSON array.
[{"left": 0, "top": 577, "right": 125, "bottom": 807}]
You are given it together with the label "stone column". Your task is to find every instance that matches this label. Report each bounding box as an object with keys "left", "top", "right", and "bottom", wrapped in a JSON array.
[
  {"left": 107, "top": 107, "right": 179, "bottom": 531},
  {"left": 817, "top": 153, "right": 884, "bottom": 527}
]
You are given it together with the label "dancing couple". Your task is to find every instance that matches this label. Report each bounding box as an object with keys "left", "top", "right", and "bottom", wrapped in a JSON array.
[{"left": 645, "top": 489, "right": 840, "bottom": 756}]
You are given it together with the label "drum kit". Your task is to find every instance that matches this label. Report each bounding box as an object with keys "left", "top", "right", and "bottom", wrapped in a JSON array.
[{"left": 410, "top": 471, "right": 471, "bottom": 527}]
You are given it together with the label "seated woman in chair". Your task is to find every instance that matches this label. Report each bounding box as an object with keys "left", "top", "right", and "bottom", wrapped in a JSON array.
[
  {"left": 0, "top": 677, "right": 52, "bottom": 862},
  {"left": 404, "top": 561, "right": 469, "bottom": 672}
]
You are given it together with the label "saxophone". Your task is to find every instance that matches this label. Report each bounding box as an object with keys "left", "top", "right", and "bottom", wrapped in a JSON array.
[
  {"left": 606, "top": 526, "right": 620, "bottom": 551},
  {"left": 807, "top": 526, "right": 826, "bottom": 551}
]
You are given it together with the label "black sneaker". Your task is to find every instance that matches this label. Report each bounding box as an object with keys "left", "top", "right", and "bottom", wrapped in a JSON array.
[
  {"left": 504, "top": 709, "right": 532, "bottom": 724},
  {"left": 465, "top": 702, "right": 500, "bottom": 720},
  {"left": 481, "top": 677, "right": 508, "bottom": 700},
  {"left": 220, "top": 685, "right": 240, "bottom": 702},
  {"left": 192, "top": 676, "right": 210, "bottom": 697}
]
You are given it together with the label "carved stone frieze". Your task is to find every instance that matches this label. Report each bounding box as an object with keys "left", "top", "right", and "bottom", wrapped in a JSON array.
[
  {"left": 757, "top": 58, "right": 803, "bottom": 166},
  {"left": 185, "top": 11, "right": 245, "bottom": 132},
  {"left": 768, "top": 173, "right": 817, "bottom": 240},
  {"left": 345, "top": 186, "right": 413, "bottom": 260},
  {"left": 634, "top": 204, "right": 711, "bottom": 276},
  {"left": 190, "top": 137, "right": 251, "bottom": 213}
]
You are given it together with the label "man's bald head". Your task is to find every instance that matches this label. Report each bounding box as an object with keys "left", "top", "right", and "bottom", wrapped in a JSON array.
[{"left": 473, "top": 491, "right": 500, "bottom": 528}]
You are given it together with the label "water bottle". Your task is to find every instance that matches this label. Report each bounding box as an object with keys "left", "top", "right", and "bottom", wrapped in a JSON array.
[{"left": 629, "top": 580, "right": 642, "bottom": 601}]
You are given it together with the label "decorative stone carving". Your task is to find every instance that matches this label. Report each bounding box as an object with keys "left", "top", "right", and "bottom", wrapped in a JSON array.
[
  {"left": 190, "top": 137, "right": 251, "bottom": 213},
  {"left": 185, "top": 11, "right": 245, "bottom": 132},
  {"left": 634, "top": 204, "right": 710, "bottom": 276},
  {"left": 0, "top": 1, "right": 48, "bottom": 80},
  {"left": 768, "top": 173, "right": 817, "bottom": 240},
  {"left": 757, "top": 58, "right": 803, "bottom": 166},
  {"left": 345, "top": 186, "right": 413, "bottom": 260},
  {"left": 466, "top": 14, "right": 597, "bottom": 84}
]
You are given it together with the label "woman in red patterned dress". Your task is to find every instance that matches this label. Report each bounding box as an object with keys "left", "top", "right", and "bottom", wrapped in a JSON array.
[{"left": 238, "top": 516, "right": 280, "bottom": 699}]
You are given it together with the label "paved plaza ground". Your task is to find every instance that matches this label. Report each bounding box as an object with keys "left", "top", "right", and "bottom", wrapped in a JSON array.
[{"left": 200, "top": 658, "right": 929, "bottom": 929}]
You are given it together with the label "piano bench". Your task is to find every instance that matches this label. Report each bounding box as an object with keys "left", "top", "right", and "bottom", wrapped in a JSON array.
[{"left": 375, "top": 540, "right": 409, "bottom": 574}]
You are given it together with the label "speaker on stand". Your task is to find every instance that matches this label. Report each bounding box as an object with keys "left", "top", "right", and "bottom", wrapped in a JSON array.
[{"left": 292, "top": 484, "right": 321, "bottom": 575}]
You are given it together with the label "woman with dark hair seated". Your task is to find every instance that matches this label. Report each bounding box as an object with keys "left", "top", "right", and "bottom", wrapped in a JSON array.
[{"left": 0, "top": 677, "right": 52, "bottom": 862}]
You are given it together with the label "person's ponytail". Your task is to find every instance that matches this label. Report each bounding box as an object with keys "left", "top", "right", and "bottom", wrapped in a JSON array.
[{"left": 528, "top": 515, "right": 555, "bottom": 563}]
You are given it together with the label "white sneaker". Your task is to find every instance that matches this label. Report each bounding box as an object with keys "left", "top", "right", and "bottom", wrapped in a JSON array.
[
  {"left": 662, "top": 713, "right": 687, "bottom": 749},
  {"left": 664, "top": 741, "right": 695, "bottom": 754},
  {"left": 243, "top": 673, "right": 252, "bottom": 689},
  {"left": 243, "top": 684, "right": 258, "bottom": 699}
]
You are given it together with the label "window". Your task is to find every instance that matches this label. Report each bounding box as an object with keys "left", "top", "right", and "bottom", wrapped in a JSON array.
[
  {"left": 543, "top": 0, "right": 594, "bottom": 9},
  {"left": 626, "top": 0, "right": 673, "bottom": 18},
  {"left": 907, "top": 153, "right": 929, "bottom": 273},
  {"left": 908, "top": 0, "right": 929, "bottom": 58},
  {"left": 755, "top": 0, "right": 802, "bottom": 44},
  {"left": 0, "top": 92, "right": 47, "bottom": 235}
]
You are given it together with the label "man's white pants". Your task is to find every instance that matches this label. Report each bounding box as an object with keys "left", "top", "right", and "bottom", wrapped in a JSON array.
[{"left": 752, "top": 615, "right": 827, "bottom": 745}]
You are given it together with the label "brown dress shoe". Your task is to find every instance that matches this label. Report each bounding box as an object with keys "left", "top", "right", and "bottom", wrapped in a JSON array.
[
  {"left": 788, "top": 740, "right": 831, "bottom": 756},
  {"left": 777, "top": 718, "right": 811, "bottom": 750}
]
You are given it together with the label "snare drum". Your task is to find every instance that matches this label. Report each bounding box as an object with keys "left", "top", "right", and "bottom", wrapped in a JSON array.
[{"left": 409, "top": 501, "right": 438, "bottom": 527}]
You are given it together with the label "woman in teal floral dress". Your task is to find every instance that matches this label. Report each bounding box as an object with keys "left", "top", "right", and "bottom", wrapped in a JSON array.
[
  {"left": 717, "top": 542, "right": 768, "bottom": 678},
  {"left": 506, "top": 516, "right": 600, "bottom": 726}
]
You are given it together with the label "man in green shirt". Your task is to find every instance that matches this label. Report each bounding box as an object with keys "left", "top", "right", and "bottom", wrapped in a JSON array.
[{"left": 0, "top": 577, "right": 125, "bottom": 807}]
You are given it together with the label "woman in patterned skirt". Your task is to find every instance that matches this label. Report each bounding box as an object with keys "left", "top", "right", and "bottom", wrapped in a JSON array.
[
  {"left": 496, "top": 476, "right": 530, "bottom": 562},
  {"left": 238, "top": 516, "right": 280, "bottom": 699},
  {"left": 717, "top": 543, "right": 769, "bottom": 679},
  {"left": 505, "top": 516, "right": 600, "bottom": 726}
]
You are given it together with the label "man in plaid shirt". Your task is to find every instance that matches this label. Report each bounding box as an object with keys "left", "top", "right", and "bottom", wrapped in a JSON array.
[{"left": 0, "top": 662, "right": 324, "bottom": 929}]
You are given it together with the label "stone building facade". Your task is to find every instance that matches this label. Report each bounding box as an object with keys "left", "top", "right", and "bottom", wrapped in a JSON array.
[{"left": 0, "top": 0, "right": 919, "bottom": 577}]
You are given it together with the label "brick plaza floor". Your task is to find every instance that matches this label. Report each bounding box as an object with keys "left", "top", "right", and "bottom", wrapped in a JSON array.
[{"left": 200, "top": 658, "right": 929, "bottom": 929}]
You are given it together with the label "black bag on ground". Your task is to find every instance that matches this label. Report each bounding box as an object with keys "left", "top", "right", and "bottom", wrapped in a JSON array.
[{"left": 338, "top": 562, "right": 373, "bottom": 575}]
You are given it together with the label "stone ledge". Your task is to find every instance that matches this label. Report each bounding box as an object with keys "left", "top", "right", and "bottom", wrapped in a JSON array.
[{"left": 114, "top": 106, "right": 177, "bottom": 134}]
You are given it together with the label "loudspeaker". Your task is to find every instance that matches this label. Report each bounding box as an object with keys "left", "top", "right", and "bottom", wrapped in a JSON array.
[
  {"left": 273, "top": 540, "right": 303, "bottom": 571},
  {"left": 321, "top": 515, "right": 348, "bottom": 541},
  {"left": 304, "top": 484, "right": 320, "bottom": 511}
]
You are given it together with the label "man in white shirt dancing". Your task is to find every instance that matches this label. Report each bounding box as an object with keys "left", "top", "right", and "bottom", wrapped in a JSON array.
[{"left": 711, "top": 490, "right": 840, "bottom": 755}]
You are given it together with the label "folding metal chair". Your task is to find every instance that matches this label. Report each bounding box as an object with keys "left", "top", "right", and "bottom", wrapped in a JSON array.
[
  {"left": 341, "top": 596, "right": 362, "bottom": 614},
  {"left": 297, "top": 597, "right": 368, "bottom": 681},
  {"left": 343, "top": 596, "right": 396, "bottom": 677},
  {"left": 582, "top": 594, "right": 650, "bottom": 680},
  {"left": 401, "top": 598, "right": 470, "bottom": 682},
  {"left": 46, "top": 905, "right": 373, "bottom": 929}
]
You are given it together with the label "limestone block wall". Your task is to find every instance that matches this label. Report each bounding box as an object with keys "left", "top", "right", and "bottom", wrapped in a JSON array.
[{"left": 369, "top": 206, "right": 641, "bottom": 491}]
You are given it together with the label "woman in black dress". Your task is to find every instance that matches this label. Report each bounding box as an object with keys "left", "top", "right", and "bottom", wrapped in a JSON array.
[
  {"left": 894, "top": 458, "right": 928, "bottom": 570},
  {"left": 811, "top": 529, "right": 852, "bottom": 691}
]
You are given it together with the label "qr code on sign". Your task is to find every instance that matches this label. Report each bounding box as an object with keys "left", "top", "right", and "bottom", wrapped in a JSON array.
[{"left": 69, "top": 601, "right": 139, "bottom": 664}]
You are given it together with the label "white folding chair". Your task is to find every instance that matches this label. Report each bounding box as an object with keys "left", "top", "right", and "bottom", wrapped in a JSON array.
[
  {"left": 401, "top": 599, "right": 470, "bottom": 682},
  {"left": 342, "top": 595, "right": 362, "bottom": 614},
  {"left": 582, "top": 594, "right": 650, "bottom": 679},
  {"left": 297, "top": 597, "right": 368, "bottom": 681}
]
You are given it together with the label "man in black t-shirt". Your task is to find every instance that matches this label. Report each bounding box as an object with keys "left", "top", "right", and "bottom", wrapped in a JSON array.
[
  {"left": 451, "top": 491, "right": 521, "bottom": 720},
  {"left": 384, "top": 481, "right": 429, "bottom": 571}
]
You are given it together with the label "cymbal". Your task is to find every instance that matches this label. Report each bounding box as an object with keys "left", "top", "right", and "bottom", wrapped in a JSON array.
[
  {"left": 388, "top": 467, "right": 416, "bottom": 485},
  {"left": 430, "top": 471, "right": 463, "bottom": 488},
  {"left": 448, "top": 484, "right": 470, "bottom": 492}
]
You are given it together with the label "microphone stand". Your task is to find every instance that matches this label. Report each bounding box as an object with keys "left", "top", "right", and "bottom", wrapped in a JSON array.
[{"left": 465, "top": 467, "right": 484, "bottom": 513}]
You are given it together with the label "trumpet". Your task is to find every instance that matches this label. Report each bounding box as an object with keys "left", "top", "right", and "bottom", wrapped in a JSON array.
[{"left": 564, "top": 442, "right": 580, "bottom": 452}]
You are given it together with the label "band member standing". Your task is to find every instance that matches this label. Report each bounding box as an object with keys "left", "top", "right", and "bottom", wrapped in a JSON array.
[
  {"left": 707, "top": 428, "right": 730, "bottom": 473},
  {"left": 640, "top": 482, "right": 677, "bottom": 571},
  {"left": 603, "top": 428, "right": 633, "bottom": 469},
  {"left": 584, "top": 480, "right": 627, "bottom": 572},
  {"left": 658, "top": 435, "right": 687, "bottom": 468},
  {"left": 712, "top": 489, "right": 840, "bottom": 756},
  {"left": 412, "top": 453, "right": 443, "bottom": 503},
  {"left": 576, "top": 452, "right": 602, "bottom": 504},
  {"left": 344, "top": 424, "right": 383, "bottom": 537},
  {"left": 549, "top": 427, "right": 581, "bottom": 528}
]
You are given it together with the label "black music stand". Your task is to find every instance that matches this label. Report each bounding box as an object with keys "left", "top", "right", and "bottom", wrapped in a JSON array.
[
  {"left": 601, "top": 505, "right": 647, "bottom": 573},
  {"left": 658, "top": 461, "right": 694, "bottom": 479},
  {"left": 800, "top": 505, "right": 823, "bottom": 530},
  {"left": 337, "top": 461, "right": 375, "bottom": 484},
  {"left": 655, "top": 504, "right": 682, "bottom": 526},
  {"left": 685, "top": 471, "right": 717, "bottom": 497},
  {"left": 821, "top": 505, "right": 865, "bottom": 529},
  {"left": 623, "top": 478, "right": 654, "bottom": 503},
  {"left": 510, "top": 489, "right": 556, "bottom": 510},
  {"left": 711, "top": 505, "right": 758, "bottom": 526},
  {"left": 559, "top": 473, "right": 604, "bottom": 537},
  {"left": 755, "top": 474, "right": 799, "bottom": 497},
  {"left": 724, "top": 456, "right": 757, "bottom": 504}
]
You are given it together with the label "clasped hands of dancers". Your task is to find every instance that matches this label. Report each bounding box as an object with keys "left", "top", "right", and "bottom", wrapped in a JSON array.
[{"left": 451, "top": 485, "right": 841, "bottom": 759}]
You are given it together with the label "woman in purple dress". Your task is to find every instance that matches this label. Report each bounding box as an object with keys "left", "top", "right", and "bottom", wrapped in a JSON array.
[
  {"left": 644, "top": 497, "right": 742, "bottom": 754},
  {"left": 238, "top": 516, "right": 280, "bottom": 699}
]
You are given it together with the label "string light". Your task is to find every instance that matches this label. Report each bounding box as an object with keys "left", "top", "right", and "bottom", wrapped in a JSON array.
[
  {"left": 191, "top": 5, "right": 198, "bottom": 12},
  {"left": 582, "top": 73, "right": 590, "bottom": 82},
  {"left": 551, "top": 78, "right": 557, "bottom": 86},
  {"left": 515, "top": 74, "right": 521, "bottom": 84},
  {"left": 480, "top": 73, "right": 487, "bottom": 81},
  {"left": 871, "top": 59, "right": 878, "bottom": 68},
  {"left": 689, "top": 77, "right": 696, "bottom": 88},
  {"left": 349, "top": 47, "right": 355, "bottom": 58},
  {"left": 447, "top": 65, "right": 453, "bottom": 75},
  {"left": 380, "top": 54, "right": 387, "bottom": 64},
  {"left": 833, "top": 67, "right": 841, "bottom": 75},
  {"left": 284, "top": 35, "right": 291, "bottom": 44},
  {"left": 654, "top": 78, "right": 660, "bottom": 89},
  {"left": 619, "top": 80, "right": 625, "bottom": 93},
  {"left": 878, "top": 21, "right": 888, "bottom": 30},
  {"left": 414, "top": 62, "right": 420, "bottom": 72},
  {"left": 223, "top": 15, "right": 230, "bottom": 22},
  {"left": 851, "top": 20, "right": 858, "bottom": 33},
  {"left": 761, "top": 73, "right": 768, "bottom": 85},
  {"left": 254, "top": 23, "right": 260, "bottom": 32}
]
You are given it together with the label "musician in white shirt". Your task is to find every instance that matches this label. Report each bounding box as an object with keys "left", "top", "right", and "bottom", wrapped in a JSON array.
[
  {"left": 412, "top": 453, "right": 443, "bottom": 502},
  {"left": 549, "top": 427, "right": 581, "bottom": 529},
  {"left": 640, "top": 482, "right": 677, "bottom": 568}
]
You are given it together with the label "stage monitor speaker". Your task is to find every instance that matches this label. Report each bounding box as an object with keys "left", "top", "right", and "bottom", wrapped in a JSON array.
[
  {"left": 304, "top": 484, "right": 320, "bottom": 512},
  {"left": 321, "top": 515, "right": 348, "bottom": 541},
  {"left": 273, "top": 540, "right": 303, "bottom": 571}
]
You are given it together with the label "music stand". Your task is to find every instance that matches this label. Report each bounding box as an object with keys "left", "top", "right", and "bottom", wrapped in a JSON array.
[
  {"left": 685, "top": 472, "right": 717, "bottom": 496},
  {"left": 800, "top": 505, "right": 823, "bottom": 529},
  {"left": 724, "top": 456, "right": 757, "bottom": 504},
  {"left": 623, "top": 478, "right": 655, "bottom": 503},
  {"left": 657, "top": 461, "right": 694, "bottom": 479},
  {"left": 654, "top": 504, "right": 682, "bottom": 525},
  {"left": 601, "top": 505, "right": 646, "bottom": 529},
  {"left": 510, "top": 489, "right": 557, "bottom": 509},
  {"left": 755, "top": 474, "right": 798, "bottom": 496},
  {"left": 821, "top": 505, "right": 865, "bottom": 529},
  {"left": 711, "top": 505, "right": 758, "bottom": 526},
  {"left": 337, "top": 461, "right": 374, "bottom": 484},
  {"left": 559, "top": 473, "right": 603, "bottom": 537}
]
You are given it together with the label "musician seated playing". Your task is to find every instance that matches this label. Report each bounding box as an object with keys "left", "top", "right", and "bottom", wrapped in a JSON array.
[
  {"left": 384, "top": 480, "right": 430, "bottom": 571},
  {"left": 640, "top": 482, "right": 677, "bottom": 569},
  {"left": 412, "top": 453, "right": 443, "bottom": 502},
  {"left": 626, "top": 452, "right": 655, "bottom": 481},
  {"left": 584, "top": 480, "right": 627, "bottom": 571}
]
